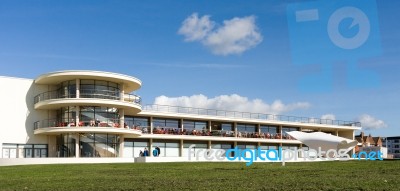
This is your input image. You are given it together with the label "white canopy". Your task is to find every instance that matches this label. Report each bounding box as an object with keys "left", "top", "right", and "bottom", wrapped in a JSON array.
[{"left": 287, "top": 131, "right": 357, "bottom": 153}]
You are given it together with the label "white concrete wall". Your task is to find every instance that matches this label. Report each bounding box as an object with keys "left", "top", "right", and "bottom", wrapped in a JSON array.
[
  {"left": 0, "top": 157, "right": 135, "bottom": 166},
  {"left": 0, "top": 76, "right": 49, "bottom": 158}
]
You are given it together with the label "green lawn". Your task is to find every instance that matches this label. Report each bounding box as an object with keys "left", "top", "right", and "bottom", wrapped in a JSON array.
[{"left": 0, "top": 161, "right": 399, "bottom": 190}]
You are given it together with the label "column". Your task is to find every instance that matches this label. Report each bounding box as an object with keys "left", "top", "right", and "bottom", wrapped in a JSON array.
[
  {"left": 299, "top": 144, "right": 303, "bottom": 158},
  {"left": 120, "top": 83, "right": 124, "bottom": 101},
  {"left": 75, "top": 134, "right": 80, "bottom": 158},
  {"left": 150, "top": 117, "right": 153, "bottom": 134},
  {"left": 149, "top": 138, "right": 153, "bottom": 157},
  {"left": 335, "top": 129, "right": 339, "bottom": 136},
  {"left": 208, "top": 140, "right": 211, "bottom": 150},
  {"left": 76, "top": 78, "right": 80, "bottom": 98},
  {"left": 47, "top": 135, "right": 57, "bottom": 157},
  {"left": 279, "top": 125, "right": 283, "bottom": 139},
  {"left": 180, "top": 119, "right": 184, "bottom": 133},
  {"left": 208, "top": 121, "right": 212, "bottom": 133},
  {"left": 234, "top": 122, "right": 237, "bottom": 137},
  {"left": 75, "top": 106, "right": 80, "bottom": 127},
  {"left": 179, "top": 139, "right": 183, "bottom": 157},
  {"left": 119, "top": 109, "right": 125, "bottom": 128},
  {"left": 119, "top": 135, "right": 124, "bottom": 158}
]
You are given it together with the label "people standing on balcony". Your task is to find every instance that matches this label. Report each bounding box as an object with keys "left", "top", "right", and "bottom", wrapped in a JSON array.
[
  {"left": 68, "top": 119, "right": 75, "bottom": 127},
  {"left": 90, "top": 120, "right": 95, "bottom": 127},
  {"left": 142, "top": 127, "right": 148, "bottom": 134}
]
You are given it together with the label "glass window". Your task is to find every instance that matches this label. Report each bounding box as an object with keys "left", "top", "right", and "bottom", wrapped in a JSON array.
[
  {"left": 57, "top": 80, "right": 76, "bottom": 98},
  {"left": 79, "top": 80, "right": 120, "bottom": 100},
  {"left": 237, "top": 124, "right": 256, "bottom": 132},
  {"left": 282, "top": 126, "right": 299, "bottom": 136},
  {"left": 153, "top": 118, "right": 180, "bottom": 128},
  {"left": 260, "top": 125, "right": 278, "bottom": 134},
  {"left": 78, "top": 107, "right": 119, "bottom": 126},
  {"left": 211, "top": 122, "right": 233, "bottom": 131},
  {"left": 183, "top": 141, "right": 208, "bottom": 157},
  {"left": 221, "top": 123, "right": 233, "bottom": 131},
  {"left": 133, "top": 141, "right": 148, "bottom": 157},
  {"left": 56, "top": 107, "right": 77, "bottom": 126},
  {"left": 96, "top": 80, "right": 108, "bottom": 87},
  {"left": 183, "top": 120, "right": 207, "bottom": 131},
  {"left": 79, "top": 133, "right": 119, "bottom": 157}
]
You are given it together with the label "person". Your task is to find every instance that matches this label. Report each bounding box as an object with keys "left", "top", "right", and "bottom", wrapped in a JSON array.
[
  {"left": 68, "top": 119, "right": 75, "bottom": 127},
  {"left": 143, "top": 147, "right": 149, "bottom": 157},
  {"left": 142, "top": 127, "right": 148, "bottom": 134},
  {"left": 152, "top": 148, "right": 159, "bottom": 157},
  {"left": 139, "top": 150, "right": 143, "bottom": 157},
  {"left": 156, "top": 146, "right": 161, "bottom": 156},
  {"left": 90, "top": 119, "right": 95, "bottom": 127}
]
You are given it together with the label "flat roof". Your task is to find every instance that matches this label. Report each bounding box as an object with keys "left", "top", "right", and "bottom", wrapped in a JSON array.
[
  {"left": 137, "top": 104, "right": 362, "bottom": 130},
  {"left": 35, "top": 70, "right": 142, "bottom": 92}
]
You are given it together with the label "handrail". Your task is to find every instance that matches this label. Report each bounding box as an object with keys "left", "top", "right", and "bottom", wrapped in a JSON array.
[
  {"left": 34, "top": 118, "right": 121, "bottom": 129},
  {"left": 34, "top": 89, "right": 141, "bottom": 105},
  {"left": 142, "top": 104, "right": 361, "bottom": 127}
]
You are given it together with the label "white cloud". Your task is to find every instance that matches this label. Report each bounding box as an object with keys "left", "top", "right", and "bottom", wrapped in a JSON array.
[
  {"left": 356, "top": 114, "right": 387, "bottom": 130},
  {"left": 153, "top": 94, "right": 310, "bottom": 114},
  {"left": 321, "top": 114, "right": 336, "bottom": 120},
  {"left": 178, "top": 13, "right": 263, "bottom": 55},
  {"left": 178, "top": 13, "right": 215, "bottom": 42}
]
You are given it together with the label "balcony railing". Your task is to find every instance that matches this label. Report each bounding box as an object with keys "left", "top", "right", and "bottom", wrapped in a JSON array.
[
  {"left": 144, "top": 127, "right": 293, "bottom": 140},
  {"left": 142, "top": 104, "right": 361, "bottom": 127},
  {"left": 34, "top": 118, "right": 121, "bottom": 130},
  {"left": 34, "top": 89, "right": 141, "bottom": 105},
  {"left": 33, "top": 121, "right": 294, "bottom": 140}
]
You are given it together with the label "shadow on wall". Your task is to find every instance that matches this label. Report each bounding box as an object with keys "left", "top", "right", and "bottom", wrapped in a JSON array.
[{"left": 24, "top": 82, "right": 47, "bottom": 144}]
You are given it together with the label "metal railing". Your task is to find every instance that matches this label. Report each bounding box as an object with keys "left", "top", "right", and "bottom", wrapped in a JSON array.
[
  {"left": 80, "top": 89, "right": 120, "bottom": 100},
  {"left": 34, "top": 118, "right": 121, "bottom": 129},
  {"left": 34, "top": 89, "right": 141, "bottom": 105},
  {"left": 143, "top": 104, "right": 361, "bottom": 127}
]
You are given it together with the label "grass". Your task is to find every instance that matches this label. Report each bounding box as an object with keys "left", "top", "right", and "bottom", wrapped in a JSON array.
[{"left": 0, "top": 161, "right": 399, "bottom": 190}]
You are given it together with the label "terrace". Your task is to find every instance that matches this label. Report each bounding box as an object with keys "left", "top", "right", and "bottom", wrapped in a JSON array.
[
  {"left": 142, "top": 104, "right": 362, "bottom": 127},
  {"left": 34, "top": 89, "right": 141, "bottom": 105}
]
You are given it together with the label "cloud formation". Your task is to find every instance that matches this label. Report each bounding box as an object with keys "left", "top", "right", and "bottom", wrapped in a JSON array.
[
  {"left": 153, "top": 94, "right": 310, "bottom": 114},
  {"left": 178, "top": 13, "right": 263, "bottom": 55},
  {"left": 356, "top": 114, "right": 387, "bottom": 130},
  {"left": 321, "top": 114, "right": 336, "bottom": 120},
  {"left": 178, "top": 13, "right": 214, "bottom": 42}
]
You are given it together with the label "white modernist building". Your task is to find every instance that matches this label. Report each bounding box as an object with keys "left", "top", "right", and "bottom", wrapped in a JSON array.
[{"left": 0, "top": 70, "right": 361, "bottom": 163}]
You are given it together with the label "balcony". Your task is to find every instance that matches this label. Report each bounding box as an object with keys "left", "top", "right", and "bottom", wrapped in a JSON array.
[
  {"left": 134, "top": 126, "right": 297, "bottom": 142},
  {"left": 142, "top": 104, "right": 362, "bottom": 128},
  {"left": 33, "top": 89, "right": 142, "bottom": 114},
  {"left": 33, "top": 119, "right": 142, "bottom": 137}
]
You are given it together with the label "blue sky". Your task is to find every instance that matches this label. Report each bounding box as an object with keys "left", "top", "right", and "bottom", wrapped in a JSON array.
[{"left": 0, "top": 0, "right": 398, "bottom": 136}]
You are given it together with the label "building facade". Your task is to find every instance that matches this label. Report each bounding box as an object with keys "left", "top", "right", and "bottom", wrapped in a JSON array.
[
  {"left": 382, "top": 136, "right": 400, "bottom": 158},
  {"left": 0, "top": 71, "right": 361, "bottom": 159}
]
